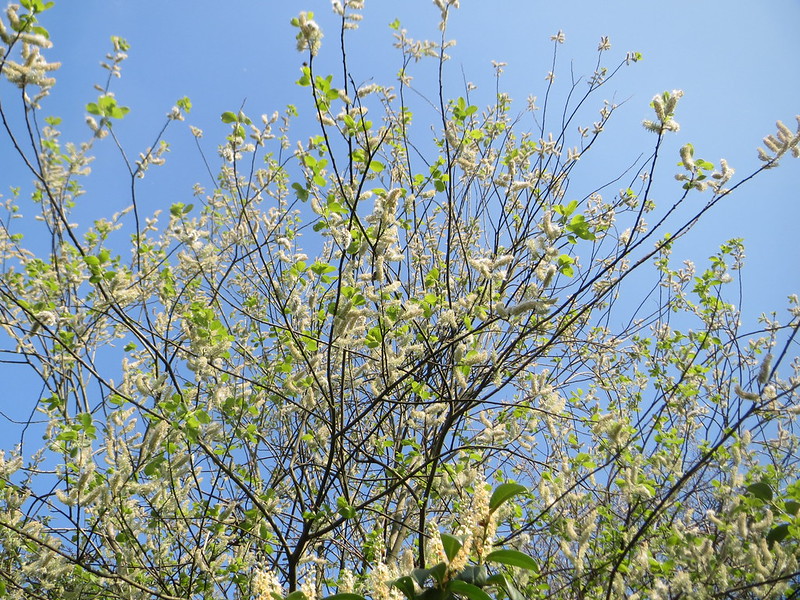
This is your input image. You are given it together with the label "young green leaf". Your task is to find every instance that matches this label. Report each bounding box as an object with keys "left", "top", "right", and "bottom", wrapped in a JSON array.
[
  {"left": 455, "top": 565, "right": 488, "bottom": 587},
  {"left": 784, "top": 500, "right": 800, "bottom": 516},
  {"left": 391, "top": 576, "right": 416, "bottom": 600},
  {"left": 489, "top": 483, "right": 527, "bottom": 512},
  {"left": 336, "top": 496, "right": 356, "bottom": 519},
  {"left": 746, "top": 481, "right": 773, "bottom": 502},
  {"left": 447, "top": 580, "right": 492, "bottom": 600},
  {"left": 440, "top": 532, "right": 463, "bottom": 562},
  {"left": 766, "top": 523, "right": 790, "bottom": 547},
  {"left": 486, "top": 573, "right": 524, "bottom": 600},
  {"left": 484, "top": 549, "right": 538, "bottom": 572}
]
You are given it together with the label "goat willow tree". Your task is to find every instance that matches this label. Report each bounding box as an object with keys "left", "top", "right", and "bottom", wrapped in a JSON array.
[{"left": 1, "top": 0, "right": 799, "bottom": 598}]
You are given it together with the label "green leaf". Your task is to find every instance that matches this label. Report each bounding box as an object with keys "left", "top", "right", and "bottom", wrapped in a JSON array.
[
  {"left": 92, "top": 95, "right": 128, "bottom": 119},
  {"left": 696, "top": 159, "right": 714, "bottom": 171},
  {"left": 485, "top": 549, "right": 538, "bottom": 572},
  {"left": 554, "top": 199, "right": 578, "bottom": 218},
  {"left": 391, "top": 577, "right": 416, "bottom": 600},
  {"left": 417, "top": 588, "right": 447, "bottom": 600},
  {"left": 766, "top": 523, "right": 790, "bottom": 547},
  {"left": 323, "top": 594, "right": 367, "bottom": 600},
  {"left": 292, "top": 182, "right": 309, "bottom": 201},
  {"left": 486, "top": 574, "right": 524, "bottom": 600},
  {"left": 566, "top": 214, "right": 596, "bottom": 241},
  {"left": 176, "top": 96, "right": 192, "bottom": 112},
  {"left": 440, "top": 532, "right": 462, "bottom": 562},
  {"left": 412, "top": 563, "right": 446, "bottom": 586},
  {"left": 410, "top": 568, "right": 431, "bottom": 588},
  {"left": 285, "top": 592, "right": 308, "bottom": 600},
  {"left": 447, "top": 580, "right": 492, "bottom": 600},
  {"left": 310, "top": 261, "right": 336, "bottom": 276},
  {"left": 342, "top": 115, "right": 357, "bottom": 131},
  {"left": 221, "top": 111, "right": 237, "bottom": 123},
  {"left": 557, "top": 254, "right": 575, "bottom": 277},
  {"left": 365, "top": 326, "right": 383, "bottom": 349},
  {"left": 336, "top": 496, "right": 356, "bottom": 519},
  {"left": 574, "top": 452, "right": 595, "bottom": 469},
  {"left": 143, "top": 458, "right": 162, "bottom": 477},
  {"left": 784, "top": 500, "right": 800, "bottom": 516},
  {"left": 746, "top": 481, "right": 773, "bottom": 502},
  {"left": 346, "top": 229, "right": 362, "bottom": 254},
  {"left": 489, "top": 482, "right": 527, "bottom": 512},
  {"left": 110, "top": 35, "right": 129, "bottom": 51},
  {"left": 455, "top": 565, "right": 488, "bottom": 587}
]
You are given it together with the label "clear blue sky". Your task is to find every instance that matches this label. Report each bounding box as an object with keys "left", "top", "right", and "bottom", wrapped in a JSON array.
[{"left": 3, "top": 0, "right": 799, "bottom": 327}]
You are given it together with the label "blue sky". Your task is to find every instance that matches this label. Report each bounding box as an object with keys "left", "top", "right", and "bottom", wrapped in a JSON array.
[{"left": 3, "top": 0, "right": 799, "bottom": 328}]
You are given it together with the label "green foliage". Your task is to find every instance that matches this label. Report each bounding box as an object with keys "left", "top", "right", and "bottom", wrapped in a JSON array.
[{"left": 86, "top": 94, "right": 130, "bottom": 119}]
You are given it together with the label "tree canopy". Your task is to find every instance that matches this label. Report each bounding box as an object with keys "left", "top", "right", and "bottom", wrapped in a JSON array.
[{"left": 0, "top": 1, "right": 799, "bottom": 599}]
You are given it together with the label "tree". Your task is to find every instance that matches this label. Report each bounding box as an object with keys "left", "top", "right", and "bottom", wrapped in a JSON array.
[{"left": 0, "top": 0, "right": 799, "bottom": 598}]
